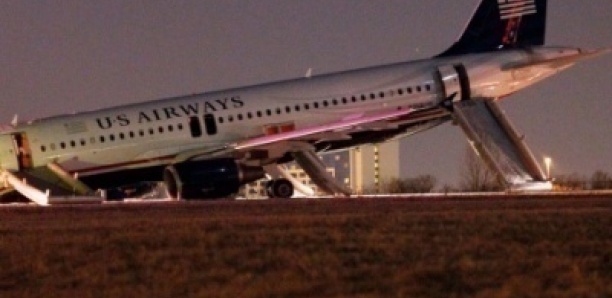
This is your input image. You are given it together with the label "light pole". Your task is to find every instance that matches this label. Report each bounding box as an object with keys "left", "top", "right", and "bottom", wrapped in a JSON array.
[{"left": 544, "top": 157, "right": 552, "bottom": 180}]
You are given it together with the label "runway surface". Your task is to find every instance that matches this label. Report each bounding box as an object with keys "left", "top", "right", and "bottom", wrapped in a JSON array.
[{"left": 0, "top": 195, "right": 610, "bottom": 297}]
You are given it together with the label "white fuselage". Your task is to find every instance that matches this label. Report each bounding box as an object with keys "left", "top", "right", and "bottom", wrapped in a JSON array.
[{"left": 0, "top": 47, "right": 580, "bottom": 177}]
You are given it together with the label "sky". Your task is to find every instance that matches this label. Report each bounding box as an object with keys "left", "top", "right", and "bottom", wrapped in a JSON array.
[{"left": 1, "top": 0, "right": 610, "bottom": 186}]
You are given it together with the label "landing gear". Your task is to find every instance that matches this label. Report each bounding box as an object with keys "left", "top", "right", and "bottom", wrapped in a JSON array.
[{"left": 265, "top": 179, "right": 294, "bottom": 199}]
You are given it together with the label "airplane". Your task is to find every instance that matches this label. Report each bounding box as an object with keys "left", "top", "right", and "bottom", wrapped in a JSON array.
[{"left": 0, "top": 0, "right": 609, "bottom": 205}]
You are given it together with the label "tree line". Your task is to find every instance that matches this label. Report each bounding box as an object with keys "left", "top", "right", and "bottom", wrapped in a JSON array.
[{"left": 365, "top": 148, "right": 612, "bottom": 194}]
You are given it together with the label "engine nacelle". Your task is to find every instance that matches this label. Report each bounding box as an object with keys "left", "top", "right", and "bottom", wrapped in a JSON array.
[{"left": 163, "top": 159, "right": 264, "bottom": 200}]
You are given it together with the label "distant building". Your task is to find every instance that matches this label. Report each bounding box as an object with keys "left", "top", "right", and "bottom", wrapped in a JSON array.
[{"left": 349, "top": 141, "right": 401, "bottom": 194}]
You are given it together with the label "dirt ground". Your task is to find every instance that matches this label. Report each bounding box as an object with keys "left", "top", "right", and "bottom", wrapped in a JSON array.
[{"left": 0, "top": 196, "right": 610, "bottom": 297}]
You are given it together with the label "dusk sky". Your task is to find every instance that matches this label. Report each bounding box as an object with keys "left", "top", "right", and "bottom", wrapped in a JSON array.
[{"left": 1, "top": 0, "right": 610, "bottom": 186}]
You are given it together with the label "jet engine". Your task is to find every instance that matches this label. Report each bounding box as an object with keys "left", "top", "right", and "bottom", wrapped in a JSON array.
[{"left": 163, "top": 159, "right": 265, "bottom": 200}]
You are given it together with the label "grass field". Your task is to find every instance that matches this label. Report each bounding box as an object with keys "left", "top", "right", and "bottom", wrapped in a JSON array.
[{"left": 0, "top": 197, "right": 610, "bottom": 297}]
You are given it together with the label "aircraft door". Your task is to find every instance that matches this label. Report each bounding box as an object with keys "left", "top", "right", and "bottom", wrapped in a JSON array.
[
  {"left": 203, "top": 114, "right": 217, "bottom": 135},
  {"left": 435, "top": 64, "right": 471, "bottom": 102},
  {"left": 14, "top": 133, "right": 33, "bottom": 169},
  {"left": 0, "top": 134, "right": 20, "bottom": 171}
]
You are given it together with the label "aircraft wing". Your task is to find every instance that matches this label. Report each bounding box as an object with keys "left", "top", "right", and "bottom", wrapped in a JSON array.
[
  {"left": 232, "top": 108, "right": 414, "bottom": 151},
  {"left": 175, "top": 107, "right": 416, "bottom": 163}
]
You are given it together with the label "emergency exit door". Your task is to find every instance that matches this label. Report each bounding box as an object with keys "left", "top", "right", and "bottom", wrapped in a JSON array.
[
  {"left": 435, "top": 64, "right": 471, "bottom": 102},
  {"left": 0, "top": 133, "right": 32, "bottom": 171}
]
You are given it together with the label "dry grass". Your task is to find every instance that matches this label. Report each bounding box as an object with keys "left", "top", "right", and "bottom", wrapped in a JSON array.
[{"left": 0, "top": 197, "right": 610, "bottom": 297}]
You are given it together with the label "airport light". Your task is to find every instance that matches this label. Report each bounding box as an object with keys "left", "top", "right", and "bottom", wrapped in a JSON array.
[{"left": 544, "top": 157, "right": 552, "bottom": 180}]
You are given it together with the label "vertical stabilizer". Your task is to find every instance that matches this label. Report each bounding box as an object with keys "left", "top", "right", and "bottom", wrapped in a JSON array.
[{"left": 438, "top": 0, "right": 547, "bottom": 57}]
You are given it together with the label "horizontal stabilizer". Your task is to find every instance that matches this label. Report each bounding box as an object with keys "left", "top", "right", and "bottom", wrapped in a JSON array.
[{"left": 503, "top": 48, "right": 612, "bottom": 71}]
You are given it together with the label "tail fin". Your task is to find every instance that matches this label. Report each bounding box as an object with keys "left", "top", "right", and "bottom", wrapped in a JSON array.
[{"left": 438, "top": 0, "right": 547, "bottom": 57}]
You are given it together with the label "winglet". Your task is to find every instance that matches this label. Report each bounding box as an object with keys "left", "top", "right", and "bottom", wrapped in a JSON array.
[{"left": 502, "top": 48, "right": 612, "bottom": 71}]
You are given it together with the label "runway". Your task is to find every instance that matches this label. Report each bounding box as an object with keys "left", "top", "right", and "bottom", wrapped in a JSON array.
[
  {"left": 0, "top": 195, "right": 610, "bottom": 297},
  {"left": 2, "top": 190, "right": 612, "bottom": 208}
]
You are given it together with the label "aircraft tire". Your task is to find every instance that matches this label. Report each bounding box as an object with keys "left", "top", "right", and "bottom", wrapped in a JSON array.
[
  {"left": 267, "top": 179, "right": 294, "bottom": 199},
  {"left": 265, "top": 180, "right": 276, "bottom": 199}
]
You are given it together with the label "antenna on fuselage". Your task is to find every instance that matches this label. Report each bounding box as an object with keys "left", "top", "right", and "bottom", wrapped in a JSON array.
[
  {"left": 10, "top": 115, "right": 18, "bottom": 127},
  {"left": 304, "top": 68, "right": 313, "bottom": 79}
]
